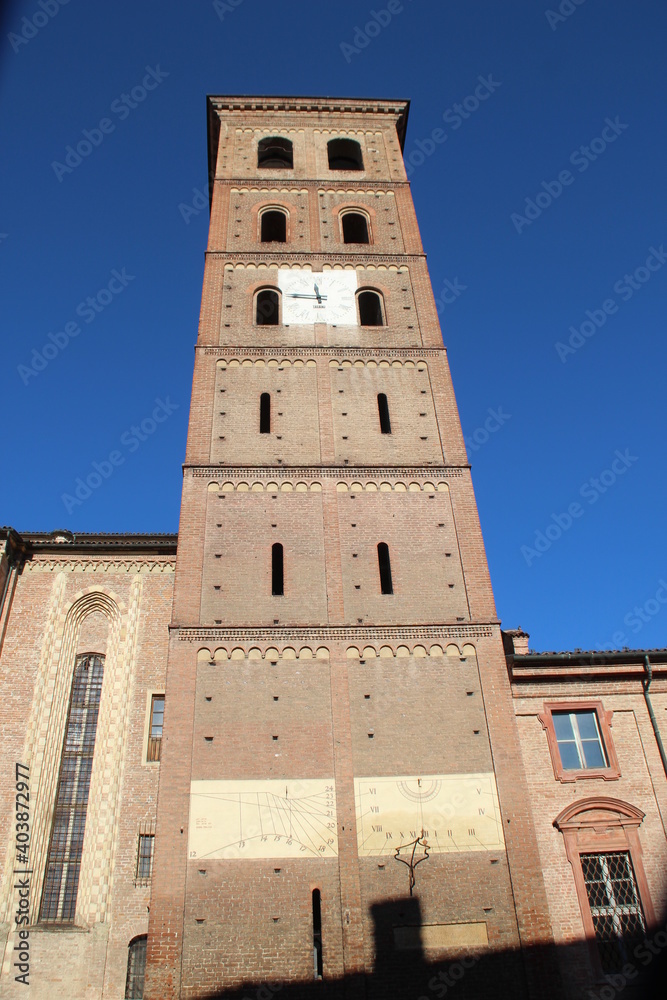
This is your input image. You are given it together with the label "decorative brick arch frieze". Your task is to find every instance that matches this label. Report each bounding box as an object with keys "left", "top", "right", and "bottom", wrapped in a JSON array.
[{"left": 554, "top": 797, "right": 657, "bottom": 967}]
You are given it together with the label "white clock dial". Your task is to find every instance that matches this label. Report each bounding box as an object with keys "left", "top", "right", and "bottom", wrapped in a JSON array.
[{"left": 278, "top": 270, "right": 358, "bottom": 325}]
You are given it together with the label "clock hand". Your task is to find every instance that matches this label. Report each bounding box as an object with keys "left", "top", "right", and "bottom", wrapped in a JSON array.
[
  {"left": 314, "top": 282, "right": 322, "bottom": 303},
  {"left": 287, "top": 293, "right": 328, "bottom": 300}
]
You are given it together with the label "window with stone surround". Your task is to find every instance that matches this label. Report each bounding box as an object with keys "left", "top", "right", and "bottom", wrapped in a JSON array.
[
  {"left": 539, "top": 701, "right": 620, "bottom": 782},
  {"left": 147, "top": 695, "right": 164, "bottom": 763},
  {"left": 555, "top": 798, "right": 655, "bottom": 977}
]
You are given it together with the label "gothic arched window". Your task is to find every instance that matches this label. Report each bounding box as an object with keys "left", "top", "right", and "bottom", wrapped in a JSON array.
[{"left": 39, "top": 653, "right": 105, "bottom": 923}]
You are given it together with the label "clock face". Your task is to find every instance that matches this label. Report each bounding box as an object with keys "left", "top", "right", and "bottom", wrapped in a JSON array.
[{"left": 278, "top": 269, "right": 358, "bottom": 325}]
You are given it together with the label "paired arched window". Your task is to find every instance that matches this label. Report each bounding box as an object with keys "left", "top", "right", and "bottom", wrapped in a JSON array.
[
  {"left": 341, "top": 211, "right": 370, "bottom": 245},
  {"left": 258, "top": 136, "right": 293, "bottom": 169},
  {"left": 125, "top": 936, "right": 147, "bottom": 999},
  {"left": 260, "top": 209, "right": 287, "bottom": 243},
  {"left": 255, "top": 289, "right": 280, "bottom": 325},
  {"left": 357, "top": 289, "right": 384, "bottom": 326},
  {"left": 328, "top": 138, "right": 364, "bottom": 171},
  {"left": 377, "top": 543, "right": 393, "bottom": 594},
  {"left": 272, "top": 543, "right": 284, "bottom": 596},
  {"left": 39, "top": 653, "right": 105, "bottom": 923}
]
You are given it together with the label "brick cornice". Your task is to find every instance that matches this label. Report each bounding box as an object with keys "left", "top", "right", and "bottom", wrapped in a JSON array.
[
  {"left": 201, "top": 346, "right": 446, "bottom": 357},
  {"left": 174, "top": 624, "right": 497, "bottom": 642},
  {"left": 206, "top": 251, "right": 426, "bottom": 264},
  {"left": 186, "top": 465, "right": 469, "bottom": 478}
]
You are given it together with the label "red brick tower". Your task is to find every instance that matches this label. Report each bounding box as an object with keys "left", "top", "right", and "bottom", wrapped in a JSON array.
[{"left": 145, "top": 96, "right": 557, "bottom": 1000}]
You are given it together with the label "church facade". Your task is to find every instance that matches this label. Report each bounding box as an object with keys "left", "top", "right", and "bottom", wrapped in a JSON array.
[{"left": 0, "top": 96, "right": 665, "bottom": 1000}]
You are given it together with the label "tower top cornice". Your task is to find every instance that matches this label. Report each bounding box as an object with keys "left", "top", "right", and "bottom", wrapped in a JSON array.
[{"left": 207, "top": 95, "right": 410, "bottom": 182}]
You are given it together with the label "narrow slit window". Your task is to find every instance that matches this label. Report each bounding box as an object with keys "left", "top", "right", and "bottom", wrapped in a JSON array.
[
  {"left": 260, "top": 210, "right": 287, "bottom": 243},
  {"left": 260, "top": 393, "right": 271, "bottom": 434},
  {"left": 377, "top": 543, "right": 393, "bottom": 594},
  {"left": 377, "top": 394, "right": 391, "bottom": 434},
  {"left": 39, "top": 653, "right": 104, "bottom": 923},
  {"left": 258, "top": 136, "right": 293, "bottom": 169},
  {"left": 147, "top": 695, "right": 164, "bottom": 762},
  {"left": 256, "top": 289, "right": 280, "bottom": 325},
  {"left": 328, "top": 138, "right": 364, "bottom": 171},
  {"left": 125, "top": 936, "right": 147, "bottom": 999},
  {"left": 312, "top": 888, "right": 323, "bottom": 979},
  {"left": 272, "top": 543, "right": 284, "bottom": 596},
  {"left": 358, "top": 290, "right": 384, "bottom": 326},
  {"left": 341, "top": 212, "right": 369, "bottom": 245}
]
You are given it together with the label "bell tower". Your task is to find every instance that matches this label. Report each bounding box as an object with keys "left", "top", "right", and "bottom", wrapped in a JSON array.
[{"left": 146, "top": 96, "right": 557, "bottom": 1000}]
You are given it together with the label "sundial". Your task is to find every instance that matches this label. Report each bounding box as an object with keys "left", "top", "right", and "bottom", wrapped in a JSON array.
[
  {"left": 354, "top": 773, "right": 504, "bottom": 856},
  {"left": 188, "top": 779, "right": 338, "bottom": 859}
]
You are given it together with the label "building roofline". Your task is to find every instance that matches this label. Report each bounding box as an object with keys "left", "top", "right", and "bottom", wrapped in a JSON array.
[
  {"left": 206, "top": 95, "right": 411, "bottom": 201},
  {"left": 0, "top": 527, "right": 178, "bottom": 558}
]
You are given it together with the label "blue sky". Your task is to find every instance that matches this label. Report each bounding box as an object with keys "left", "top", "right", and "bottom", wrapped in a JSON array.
[{"left": 1, "top": 0, "right": 666, "bottom": 652}]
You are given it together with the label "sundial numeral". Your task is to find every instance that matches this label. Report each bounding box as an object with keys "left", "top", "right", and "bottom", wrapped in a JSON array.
[
  {"left": 370, "top": 806, "right": 379, "bottom": 813},
  {"left": 479, "top": 808, "right": 485, "bottom": 815},
  {"left": 468, "top": 828, "right": 475, "bottom": 836},
  {"left": 371, "top": 825, "right": 382, "bottom": 833}
]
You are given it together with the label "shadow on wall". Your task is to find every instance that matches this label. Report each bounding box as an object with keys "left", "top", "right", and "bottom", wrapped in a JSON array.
[{"left": 194, "top": 895, "right": 667, "bottom": 1000}]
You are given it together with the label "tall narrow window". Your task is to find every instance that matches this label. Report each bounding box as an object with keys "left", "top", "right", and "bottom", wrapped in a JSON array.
[
  {"left": 377, "top": 543, "right": 393, "bottom": 595},
  {"left": 377, "top": 394, "right": 391, "bottom": 434},
  {"left": 260, "top": 393, "right": 271, "bottom": 434},
  {"left": 358, "top": 290, "right": 384, "bottom": 326},
  {"left": 135, "top": 827, "right": 155, "bottom": 885},
  {"left": 260, "top": 210, "right": 287, "bottom": 243},
  {"left": 258, "top": 136, "right": 293, "bottom": 169},
  {"left": 256, "top": 289, "right": 280, "bottom": 325},
  {"left": 272, "top": 543, "right": 284, "bottom": 596},
  {"left": 125, "top": 935, "right": 147, "bottom": 999},
  {"left": 39, "top": 653, "right": 104, "bottom": 923},
  {"left": 328, "top": 138, "right": 364, "bottom": 171},
  {"left": 581, "top": 852, "right": 646, "bottom": 972},
  {"left": 147, "top": 695, "right": 164, "bottom": 762},
  {"left": 312, "top": 888, "right": 323, "bottom": 979},
  {"left": 341, "top": 212, "right": 369, "bottom": 245}
]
